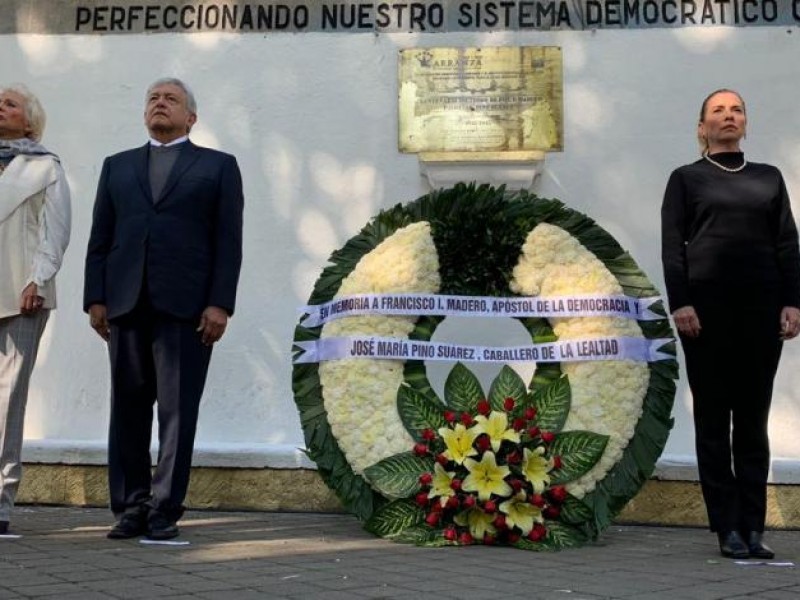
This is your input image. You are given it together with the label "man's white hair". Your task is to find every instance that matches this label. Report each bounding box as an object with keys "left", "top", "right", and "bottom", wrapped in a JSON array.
[{"left": 146, "top": 77, "right": 197, "bottom": 114}]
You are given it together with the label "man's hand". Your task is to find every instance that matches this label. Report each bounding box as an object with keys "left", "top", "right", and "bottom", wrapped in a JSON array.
[
  {"left": 197, "top": 306, "right": 228, "bottom": 346},
  {"left": 89, "top": 304, "right": 110, "bottom": 341},
  {"left": 780, "top": 306, "right": 800, "bottom": 340},
  {"left": 673, "top": 305, "right": 701, "bottom": 338},
  {"left": 20, "top": 283, "right": 44, "bottom": 315}
]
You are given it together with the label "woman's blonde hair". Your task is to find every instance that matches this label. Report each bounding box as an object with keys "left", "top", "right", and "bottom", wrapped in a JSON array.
[{"left": 0, "top": 83, "right": 46, "bottom": 142}]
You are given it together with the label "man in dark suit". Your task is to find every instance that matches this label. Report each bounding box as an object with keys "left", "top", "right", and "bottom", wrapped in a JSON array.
[{"left": 84, "top": 78, "right": 243, "bottom": 540}]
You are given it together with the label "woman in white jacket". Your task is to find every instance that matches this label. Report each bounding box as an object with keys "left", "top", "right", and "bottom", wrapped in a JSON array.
[{"left": 0, "top": 84, "right": 70, "bottom": 534}]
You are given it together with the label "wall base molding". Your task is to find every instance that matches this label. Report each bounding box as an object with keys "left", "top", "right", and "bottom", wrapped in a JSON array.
[{"left": 17, "top": 464, "right": 800, "bottom": 528}]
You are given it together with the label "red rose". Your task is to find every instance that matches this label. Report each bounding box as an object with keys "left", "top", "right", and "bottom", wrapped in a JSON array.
[
  {"left": 549, "top": 485, "right": 568, "bottom": 503},
  {"left": 483, "top": 534, "right": 496, "bottom": 545},
  {"left": 431, "top": 501, "right": 444, "bottom": 513},
  {"left": 527, "top": 426, "right": 540, "bottom": 438},
  {"left": 531, "top": 494, "right": 546, "bottom": 508},
  {"left": 512, "top": 417, "right": 526, "bottom": 431},
  {"left": 425, "top": 512, "right": 440, "bottom": 526},
  {"left": 443, "top": 527, "right": 457, "bottom": 541},
  {"left": 413, "top": 443, "right": 428, "bottom": 456},
  {"left": 477, "top": 399, "right": 491, "bottom": 415},
  {"left": 552, "top": 455, "right": 563, "bottom": 469},
  {"left": 507, "top": 532, "right": 521, "bottom": 544},
  {"left": 528, "top": 525, "right": 546, "bottom": 541},
  {"left": 435, "top": 453, "right": 449, "bottom": 466},
  {"left": 444, "top": 410, "right": 456, "bottom": 423},
  {"left": 460, "top": 412, "right": 474, "bottom": 426},
  {"left": 493, "top": 514, "right": 507, "bottom": 529},
  {"left": 544, "top": 506, "right": 561, "bottom": 519},
  {"left": 450, "top": 479, "right": 462, "bottom": 491},
  {"left": 503, "top": 397, "right": 515, "bottom": 411},
  {"left": 541, "top": 431, "right": 555, "bottom": 443},
  {"left": 446, "top": 496, "right": 460, "bottom": 509},
  {"left": 422, "top": 428, "right": 436, "bottom": 441},
  {"left": 510, "top": 478, "right": 523, "bottom": 492},
  {"left": 476, "top": 435, "right": 491, "bottom": 452},
  {"left": 462, "top": 495, "right": 476, "bottom": 509},
  {"left": 419, "top": 473, "right": 433, "bottom": 486},
  {"left": 484, "top": 500, "right": 497, "bottom": 513},
  {"left": 458, "top": 532, "right": 474, "bottom": 545},
  {"left": 524, "top": 407, "right": 537, "bottom": 420},
  {"left": 415, "top": 492, "right": 429, "bottom": 507},
  {"left": 506, "top": 451, "right": 521, "bottom": 465}
]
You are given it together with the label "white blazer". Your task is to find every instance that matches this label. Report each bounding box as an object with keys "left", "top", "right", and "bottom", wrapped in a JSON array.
[{"left": 0, "top": 153, "right": 71, "bottom": 319}]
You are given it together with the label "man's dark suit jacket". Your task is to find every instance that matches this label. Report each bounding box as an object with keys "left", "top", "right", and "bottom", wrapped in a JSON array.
[{"left": 84, "top": 141, "right": 243, "bottom": 320}]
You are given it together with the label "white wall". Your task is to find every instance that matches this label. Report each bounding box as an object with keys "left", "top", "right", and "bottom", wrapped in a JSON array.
[{"left": 6, "top": 26, "right": 800, "bottom": 481}]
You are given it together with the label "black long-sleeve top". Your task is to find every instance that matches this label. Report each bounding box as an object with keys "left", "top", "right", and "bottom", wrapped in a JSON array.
[{"left": 661, "top": 152, "right": 800, "bottom": 312}]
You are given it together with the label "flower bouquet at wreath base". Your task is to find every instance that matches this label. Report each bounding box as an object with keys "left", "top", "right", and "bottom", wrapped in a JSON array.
[{"left": 363, "top": 362, "right": 609, "bottom": 550}]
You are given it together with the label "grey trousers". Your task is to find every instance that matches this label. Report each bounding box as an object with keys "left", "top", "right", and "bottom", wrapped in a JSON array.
[{"left": 0, "top": 311, "right": 49, "bottom": 522}]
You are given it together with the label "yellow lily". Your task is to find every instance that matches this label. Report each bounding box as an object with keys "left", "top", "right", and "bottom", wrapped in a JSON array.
[
  {"left": 454, "top": 508, "right": 497, "bottom": 539},
  {"left": 521, "top": 446, "right": 553, "bottom": 494},
  {"left": 429, "top": 463, "right": 456, "bottom": 506},
  {"left": 438, "top": 423, "right": 479, "bottom": 465},
  {"left": 462, "top": 451, "right": 512, "bottom": 501},
  {"left": 500, "top": 492, "right": 543, "bottom": 535},
  {"left": 473, "top": 411, "right": 520, "bottom": 452}
]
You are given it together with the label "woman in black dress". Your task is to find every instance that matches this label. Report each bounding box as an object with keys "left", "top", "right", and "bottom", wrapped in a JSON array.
[{"left": 661, "top": 89, "right": 800, "bottom": 559}]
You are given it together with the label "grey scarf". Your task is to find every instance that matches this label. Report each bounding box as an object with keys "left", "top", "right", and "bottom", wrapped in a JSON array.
[{"left": 0, "top": 138, "right": 57, "bottom": 160}]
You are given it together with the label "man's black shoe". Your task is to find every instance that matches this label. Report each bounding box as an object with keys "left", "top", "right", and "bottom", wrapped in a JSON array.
[
  {"left": 744, "top": 531, "right": 775, "bottom": 559},
  {"left": 107, "top": 511, "right": 148, "bottom": 539},
  {"left": 718, "top": 531, "right": 749, "bottom": 559},
  {"left": 147, "top": 513, "right": 179, "bottom": 540}
]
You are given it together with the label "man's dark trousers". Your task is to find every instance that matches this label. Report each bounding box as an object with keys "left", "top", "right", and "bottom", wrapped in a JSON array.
[{"left": 108, "top": 292, "right": 212, "bottom": 522}]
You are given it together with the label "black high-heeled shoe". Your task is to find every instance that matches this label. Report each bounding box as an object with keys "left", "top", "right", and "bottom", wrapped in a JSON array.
[
  {"left": 743, "top": 531, "right": 774, "bottom": 559},
  {"left": 717, "top": 531, "right": 749, "bottom": 558}
]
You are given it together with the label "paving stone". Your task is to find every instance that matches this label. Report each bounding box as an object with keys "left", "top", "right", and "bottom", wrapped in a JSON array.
[{"left": 2, "top": 507, "right": 799, "bottom": 600}]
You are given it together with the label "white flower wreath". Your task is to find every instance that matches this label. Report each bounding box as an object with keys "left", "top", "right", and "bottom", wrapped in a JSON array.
[{"left": 293, "top": 184, "right": 676, "bottom": 549}]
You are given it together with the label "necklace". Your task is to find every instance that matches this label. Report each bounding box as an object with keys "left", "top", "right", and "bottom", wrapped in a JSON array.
[{"left": 703, "top": 152, "right": 746, "bottom": 173}]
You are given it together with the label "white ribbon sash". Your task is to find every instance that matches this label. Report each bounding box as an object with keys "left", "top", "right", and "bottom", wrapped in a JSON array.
[
  {"left": 293, "top": 336, "right": 674, "bottom": 364},
  {"left": 300, "top": 293, "right": 663, "bottom": 327}
]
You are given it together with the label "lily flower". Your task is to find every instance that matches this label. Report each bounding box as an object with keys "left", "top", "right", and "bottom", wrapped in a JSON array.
[
  {"left": 428, "top": 463, "right": 456, "bottom": 506},
  {"left": 462, "top": 451, "right": 512, "bottom": 501},
  {"left": 454, "top": 507, "right": 497, "bottom": 539},
  {"left": 438, "top": 423, "right": 479, "bottom": 465},
  {"left": 500, "top": 492, "right": 543, "bottom": 535},
  {"left": 521, "top": 446, "right": 553, "bottom": 494},
  {"left": 473, "top": 411, "right": 521, "bottom": 452}
]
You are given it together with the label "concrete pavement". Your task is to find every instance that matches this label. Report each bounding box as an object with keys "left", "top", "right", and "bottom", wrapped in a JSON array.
[{"left": 0, "top": 506, "right": 798, "bottom": 599}]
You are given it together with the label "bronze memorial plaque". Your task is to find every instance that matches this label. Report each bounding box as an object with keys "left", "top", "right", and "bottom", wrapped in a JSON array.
[{"left": 399, "top": 47, "right": 563, "bottom": 154}]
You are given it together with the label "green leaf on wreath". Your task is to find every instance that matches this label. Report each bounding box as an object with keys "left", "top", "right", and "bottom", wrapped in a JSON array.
[
  {"left": 532, "top": 376, "right": 571, "bottom": 432},
  {"left": 443, "top": 362, "right": 484, "bottom": 413},
  {"left": 512, "top": 538, "right": 546, "bottom": 552},
  {"left": 560, "top": 493, "right": 595, "bottom": 525},
  {"left": 364, "top": 499, "right": 425, "bottom": 538},
  {"left": 540, "top": 520, "right": 589, "bottom": 549},
  {"left": 363, "top": 452, "right": 435, "bottom": 499},
  {"left": 488, "top": 365, "right": 527, "bottom": 411},
  {"left": 397, "top": 385, "right": 447, "bottom": 441},
  {"left": 549, "top": 431, "right": 610, "bottom": 484},
  {"left": 518, "top": 317, "right": 558, "bottom": 344},
  {"left": 393, "top": 525, "right": 452, "bottom": 546}
]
